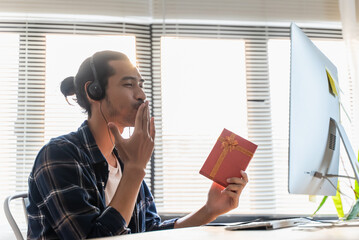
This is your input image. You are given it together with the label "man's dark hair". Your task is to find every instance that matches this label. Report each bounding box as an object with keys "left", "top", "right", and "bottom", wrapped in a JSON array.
[{"left": 60, "top": 50, "right": 130, "bottom": 117}]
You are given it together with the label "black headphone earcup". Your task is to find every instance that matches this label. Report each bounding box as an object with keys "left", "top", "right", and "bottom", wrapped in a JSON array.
[{"left": 87, "top": 82, "right": 103, "bottom": 101}]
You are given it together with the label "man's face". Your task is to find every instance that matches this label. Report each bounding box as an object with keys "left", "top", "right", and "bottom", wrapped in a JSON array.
[{"left": 102, "top": 59, "right": 146, "bottom": 127}]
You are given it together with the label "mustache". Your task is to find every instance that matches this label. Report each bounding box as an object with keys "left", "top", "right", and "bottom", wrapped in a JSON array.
[{"left": 134, "top": 100, "right": 145, "bottom": 110}]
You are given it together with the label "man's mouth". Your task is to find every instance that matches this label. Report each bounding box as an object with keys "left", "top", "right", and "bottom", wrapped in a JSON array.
[{"left": 134, "top": 101, "right": 144, "bottom": 110}]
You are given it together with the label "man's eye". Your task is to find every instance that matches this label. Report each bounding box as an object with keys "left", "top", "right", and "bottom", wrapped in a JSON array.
[{"left": 124, "top": 83, "right": 133, "bottom": 87}]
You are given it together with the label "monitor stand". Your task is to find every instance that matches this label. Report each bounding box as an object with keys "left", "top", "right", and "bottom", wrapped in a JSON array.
[{"left": 334, "top": 120, "right": 359, "bottom": 183}]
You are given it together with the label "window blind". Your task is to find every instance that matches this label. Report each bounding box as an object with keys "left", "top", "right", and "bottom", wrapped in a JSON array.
[
  {"left": 0, "top": 0, "right": 340, "bottom": 23},
  {"left": 158, "top": 37, "right": 248, "bottom": 212},
  {"left": 152, "top": 0, "right": 340, "bottom": 23},
  {"left": 0, "top": 33, "right": 21, "bottom": 235},
  {"left": 0, "top": 0, "right": 151, "bottom": 19},
  {"left": 151, "top": 24, "right": 278, "bottom": 213}
]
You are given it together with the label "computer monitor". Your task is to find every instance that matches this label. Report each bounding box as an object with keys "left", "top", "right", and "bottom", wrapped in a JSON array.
[{"left": 288, "top": 23, "right": 359, "bottom": 196}]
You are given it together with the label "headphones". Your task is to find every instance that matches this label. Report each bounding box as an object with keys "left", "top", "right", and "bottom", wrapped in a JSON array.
[{"left": 87, "top": 55, "right": 105, "bottom": 101}]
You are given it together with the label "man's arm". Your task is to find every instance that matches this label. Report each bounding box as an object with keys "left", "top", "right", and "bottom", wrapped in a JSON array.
[
  {"left": 108, "top": 166, "right": 145, "bottom": 224},
  {"left": 174, "top": 205, "right": 216, "bottom": 228},
  {"left": 108, "top": 101, "right": 156, "bottom": 225},
  {"left": 174, "top": 171, "right": 248, "bottom": 228}
]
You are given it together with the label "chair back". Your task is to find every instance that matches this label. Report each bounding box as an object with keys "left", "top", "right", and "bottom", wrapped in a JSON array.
[{"left": 3, "top": 192, "right": 29, "bottom": 240}]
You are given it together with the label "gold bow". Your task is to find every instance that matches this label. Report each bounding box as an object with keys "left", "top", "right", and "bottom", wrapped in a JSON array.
[{"left": 209, "top": 133, "right": 253, "bottom": 179}]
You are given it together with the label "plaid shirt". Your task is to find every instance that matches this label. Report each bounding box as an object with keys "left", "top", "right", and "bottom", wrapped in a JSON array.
[{"left": 27, "top": 121, "right": 177, "bottom": 239}]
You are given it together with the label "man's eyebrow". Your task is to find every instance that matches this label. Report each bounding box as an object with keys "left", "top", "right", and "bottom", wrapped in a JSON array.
[{"left": 121, "top": 76, "right": 145, "bottom": 82}]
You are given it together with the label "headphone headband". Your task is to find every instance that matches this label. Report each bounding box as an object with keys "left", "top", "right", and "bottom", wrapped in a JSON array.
[{"left": 87, "top": 55, "right": 104, "bottom": 100}]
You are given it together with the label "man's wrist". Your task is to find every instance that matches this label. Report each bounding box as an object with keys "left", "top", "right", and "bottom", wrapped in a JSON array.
[
  {"left": 202, "top": 204, "right": 218, "bottom": 223},
  {"left": 123, "top": 166, "right": 146, "bottom": 180}
]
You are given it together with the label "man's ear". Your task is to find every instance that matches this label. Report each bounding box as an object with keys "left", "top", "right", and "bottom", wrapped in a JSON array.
[{"left": 84, "top": 81, "right": 96, "bottom": 103}]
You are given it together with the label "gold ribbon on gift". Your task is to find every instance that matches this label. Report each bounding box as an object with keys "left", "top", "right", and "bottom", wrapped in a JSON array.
[{"left": 209, "top": 134, "right": 254, "bottom": 179}]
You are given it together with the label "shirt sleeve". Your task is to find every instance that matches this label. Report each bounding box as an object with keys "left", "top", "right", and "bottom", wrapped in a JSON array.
[
  {"left": 142, "top": 182, "right": 178, "bottom": 231},
  {"left": 31, "top": 142, "right": 129, "bottom": 239}
]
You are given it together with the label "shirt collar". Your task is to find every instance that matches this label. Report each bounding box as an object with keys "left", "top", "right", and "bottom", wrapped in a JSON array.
[{"left": 77, "top": 120, "right": 107, "bottom": 165}]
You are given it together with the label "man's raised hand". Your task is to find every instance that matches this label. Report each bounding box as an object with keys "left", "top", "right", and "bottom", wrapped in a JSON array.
[{"left": 108, "top": 101, "right": 155, "bottom": 170}]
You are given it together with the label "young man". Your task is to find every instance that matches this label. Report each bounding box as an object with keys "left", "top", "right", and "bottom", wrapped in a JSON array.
[{"left": 27, "top": 50, "right": 248, "bottom": 239}]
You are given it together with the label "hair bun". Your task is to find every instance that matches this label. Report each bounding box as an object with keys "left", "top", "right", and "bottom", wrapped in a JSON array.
[{"left": 60, "top": 76, "right": 76, "bottom": 97}]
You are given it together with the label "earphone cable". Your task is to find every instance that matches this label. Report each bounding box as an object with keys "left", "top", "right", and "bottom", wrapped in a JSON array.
[{"left": 100, "top": 101, "right": 115, "bottom": 148}]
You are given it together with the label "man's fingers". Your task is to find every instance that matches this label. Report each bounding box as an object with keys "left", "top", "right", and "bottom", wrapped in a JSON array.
[
  {"left": 240, "top": 170, "right": 249, "bottom": 183},
  {"left": 108, "top": 122, "right": 123, "bottom": 146},
  {"left": 227, "top": 177, "right": 247, "bottom": 185},
  {"left": 142, "top": 101, "right": 149, "bottom": 132},
  {"left": 150, "top": 117, "right": 156, "bottom": 140},
  {"left": 147, "top": 103, "right": 151, "bottom": 135},
  {"left": 225, "top": 183, "right": 245, "bottom": 193},
  {"left": 222, "top": 188, "right": 238, "bottom": 198},
  {"left": 134, "top": 102, "right": 146, "bottom": 131}
]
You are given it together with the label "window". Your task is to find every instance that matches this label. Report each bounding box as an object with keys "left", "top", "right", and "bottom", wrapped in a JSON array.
[
  {"left": 158, "top": 37, "right": 247, "bottom": 213},
  {"left": 0, "top": 33, "right": 20, "bottom": 229},
  {"left": 0, "top": 33, "right": 20, "bottom": 189}
]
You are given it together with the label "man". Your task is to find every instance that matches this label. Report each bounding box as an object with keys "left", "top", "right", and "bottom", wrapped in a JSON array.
[{"left": 27, "top": 50, "right": 248, "bottom": 239}]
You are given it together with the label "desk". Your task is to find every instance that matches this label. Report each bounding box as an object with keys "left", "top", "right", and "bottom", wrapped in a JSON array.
[{"left": 94, "top": 224, "right": 359, "bottom": 240}]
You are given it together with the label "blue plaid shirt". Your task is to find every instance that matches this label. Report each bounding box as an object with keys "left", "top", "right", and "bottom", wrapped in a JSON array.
[{"left": 27, "top": 121, "right": 177, "bottom": 239}]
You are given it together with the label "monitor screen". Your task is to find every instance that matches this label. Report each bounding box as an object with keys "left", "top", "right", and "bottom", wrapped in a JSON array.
[{"left": 288, "top": 23, "right": 340, "bottom": 196}]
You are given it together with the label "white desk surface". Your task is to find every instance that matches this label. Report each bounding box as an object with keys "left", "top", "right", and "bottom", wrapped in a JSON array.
[{"left": 93, "top": 224, "right": 359, "bottom": 240}]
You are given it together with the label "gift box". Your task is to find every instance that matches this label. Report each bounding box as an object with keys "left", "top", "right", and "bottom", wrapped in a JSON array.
[{"left": 199, "top": 128, "right": 258, "bottom": 188}]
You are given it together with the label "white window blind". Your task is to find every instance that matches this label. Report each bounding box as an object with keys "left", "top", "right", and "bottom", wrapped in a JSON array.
[
  {"left": 0, "top": 0, "right": 151, "bottom": 19},
  {"left": 0, "top": 33, "right": 21, "bottom": 237},
  {"left": 0, "top": 33, "right": 19, "bottom": 195},
  {"left": 0, "top": 0, "right": 340, "bottom": 23},
  {"left": 152, "top": 0, "right": 340, "bottom": 23},
  {"left": 151, "top": 24, "right": 278, "bottom": 214}
]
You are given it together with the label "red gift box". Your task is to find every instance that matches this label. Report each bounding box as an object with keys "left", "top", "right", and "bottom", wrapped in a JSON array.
[{"left": 199, "top": 128, "right": 258, "bottom": 188}]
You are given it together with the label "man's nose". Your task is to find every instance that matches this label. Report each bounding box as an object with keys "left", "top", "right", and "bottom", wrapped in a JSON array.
[{"left": 136, "top": 87, "right": 146, "bottom": 101}]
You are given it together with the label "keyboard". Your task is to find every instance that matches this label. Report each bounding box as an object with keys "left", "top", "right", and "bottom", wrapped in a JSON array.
[{"left": 225, "top": 217, "right": 311, "bottom": 230}]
